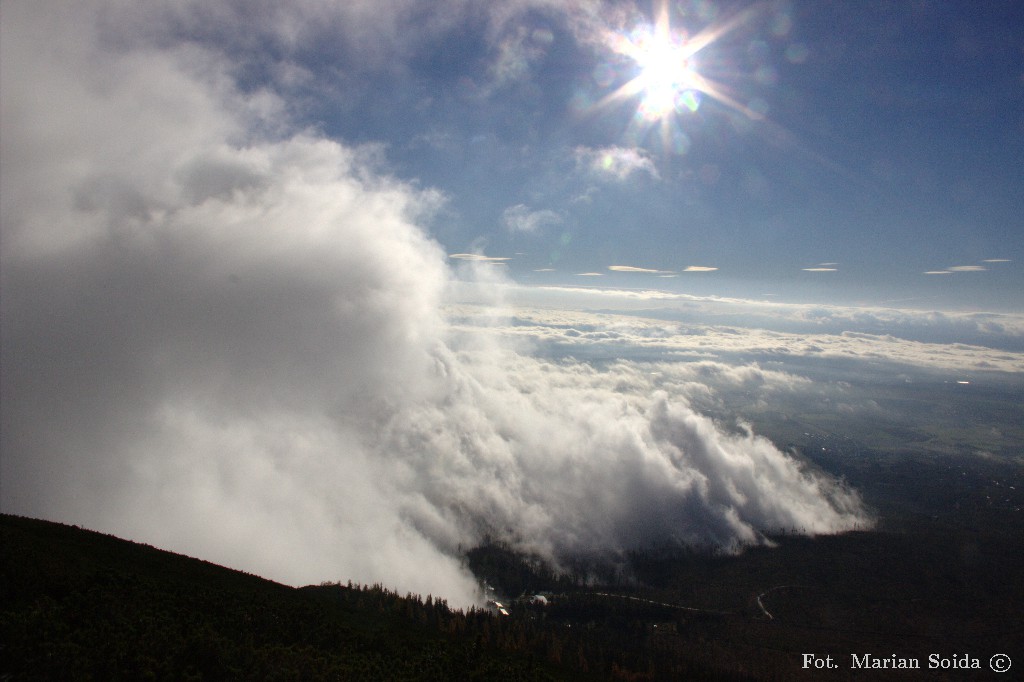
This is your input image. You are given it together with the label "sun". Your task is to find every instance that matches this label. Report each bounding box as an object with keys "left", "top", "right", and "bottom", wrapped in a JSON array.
[
  {"left": 616, "top": 20, "right": 701, "bottom": 121},
  {"left": 596, "top": 1, "right": 762, "bottom": 132}
]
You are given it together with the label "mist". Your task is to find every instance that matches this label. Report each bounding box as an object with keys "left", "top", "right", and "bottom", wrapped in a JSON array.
[{"left": 1, "top": 1, "right": 870, "bottom": 607}]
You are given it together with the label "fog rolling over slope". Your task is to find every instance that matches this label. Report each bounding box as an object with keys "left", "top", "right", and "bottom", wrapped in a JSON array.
[{"left": 0, "top": 1, "right": 874, "bottom": 606}]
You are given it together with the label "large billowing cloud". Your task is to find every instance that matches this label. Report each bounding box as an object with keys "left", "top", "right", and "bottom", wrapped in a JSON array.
[
  {"left": 2, "top": 1, "right": 868, "bottom": 606},
  {"left": 2, "top": 0, "right": 461, "bottom": 599},
  {"left": 377, "top": 348, "right": 866, "bottom": 565}
]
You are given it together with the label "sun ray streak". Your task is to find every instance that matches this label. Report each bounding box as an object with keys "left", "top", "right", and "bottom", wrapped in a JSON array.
[
  {"left": 593, "top": 78, "right": 647, "bottom": 111},
  {"left": 687, "top": 72, "right": 764, "bottom": 121},
  {"left": 680, "top": 3, "right": 764, "bottom": 60}
]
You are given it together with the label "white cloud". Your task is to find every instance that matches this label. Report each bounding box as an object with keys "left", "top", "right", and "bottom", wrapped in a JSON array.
[
  {"left": 536, "top": 285, "right": 683, "bottom": 299},
  {"left": 683, "top": 265, "right": 718, "bottom": 272},
  {"left": 382, "top": 347, "right": 867, "bottom": 562},
  {"left": 927, "top": 261, "right": 1005, "bottom": 274},
  {"left": 449, "top": 253, "right": 512, "bottom": 261},
  {"left": 609, "top": 265, "right": 671, "bottom": 273},
  {"left": 502, "top": 203, "right": 563, "bottom": 233},
  {"left": 472, "top": 304, "right": 1024, "bottom": 373},
  {"left": 574, "top": 145, "right": 660, "bottom": 181},
  {"left": 2, "top": 0, "right": 473, "bottom": 602},
  {"left": 486, "top": 23, "right": 556, "bottom": 90},
  {"left": 517, "top": 287, "right": 1024, "bottom": 350}
]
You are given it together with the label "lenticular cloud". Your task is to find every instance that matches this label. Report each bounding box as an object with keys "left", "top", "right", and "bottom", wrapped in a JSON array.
[{"left": 1, "top": 0, "right": 869, "bottom": 607}]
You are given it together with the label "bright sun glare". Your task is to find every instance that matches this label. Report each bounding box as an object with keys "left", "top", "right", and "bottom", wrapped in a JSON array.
[
  {"left": 623, "top": 24, "right": 701, "bottom": 120},
  {"left": 600, "top": 1, "right": 760, "bottom": 131}
]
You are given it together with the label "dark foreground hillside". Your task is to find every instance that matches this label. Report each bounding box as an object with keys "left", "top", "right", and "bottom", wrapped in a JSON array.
[
  {"left": 0, "top": 514, "right": 589, "bottom": 681},
  {"left": 4, "top": 495, "right": 1023, "bottom": 681}
]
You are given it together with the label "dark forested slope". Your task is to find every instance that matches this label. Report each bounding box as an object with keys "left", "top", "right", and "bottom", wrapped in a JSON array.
[{"left": 0, "top": 514, "right": 583, "bottom": 681}]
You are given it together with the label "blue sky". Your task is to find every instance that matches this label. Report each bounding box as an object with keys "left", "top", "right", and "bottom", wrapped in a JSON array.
[{"left": 216, "top": 0, "right": 1024, "bottom": 311}]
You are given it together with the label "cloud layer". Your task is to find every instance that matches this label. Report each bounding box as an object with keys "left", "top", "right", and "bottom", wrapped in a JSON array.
[
  {"left": 2, "top": 1, "right": 870, "bottom": 605},
  {"left": 471, "top": 304, "right": 1024, "bottom": 373}
]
